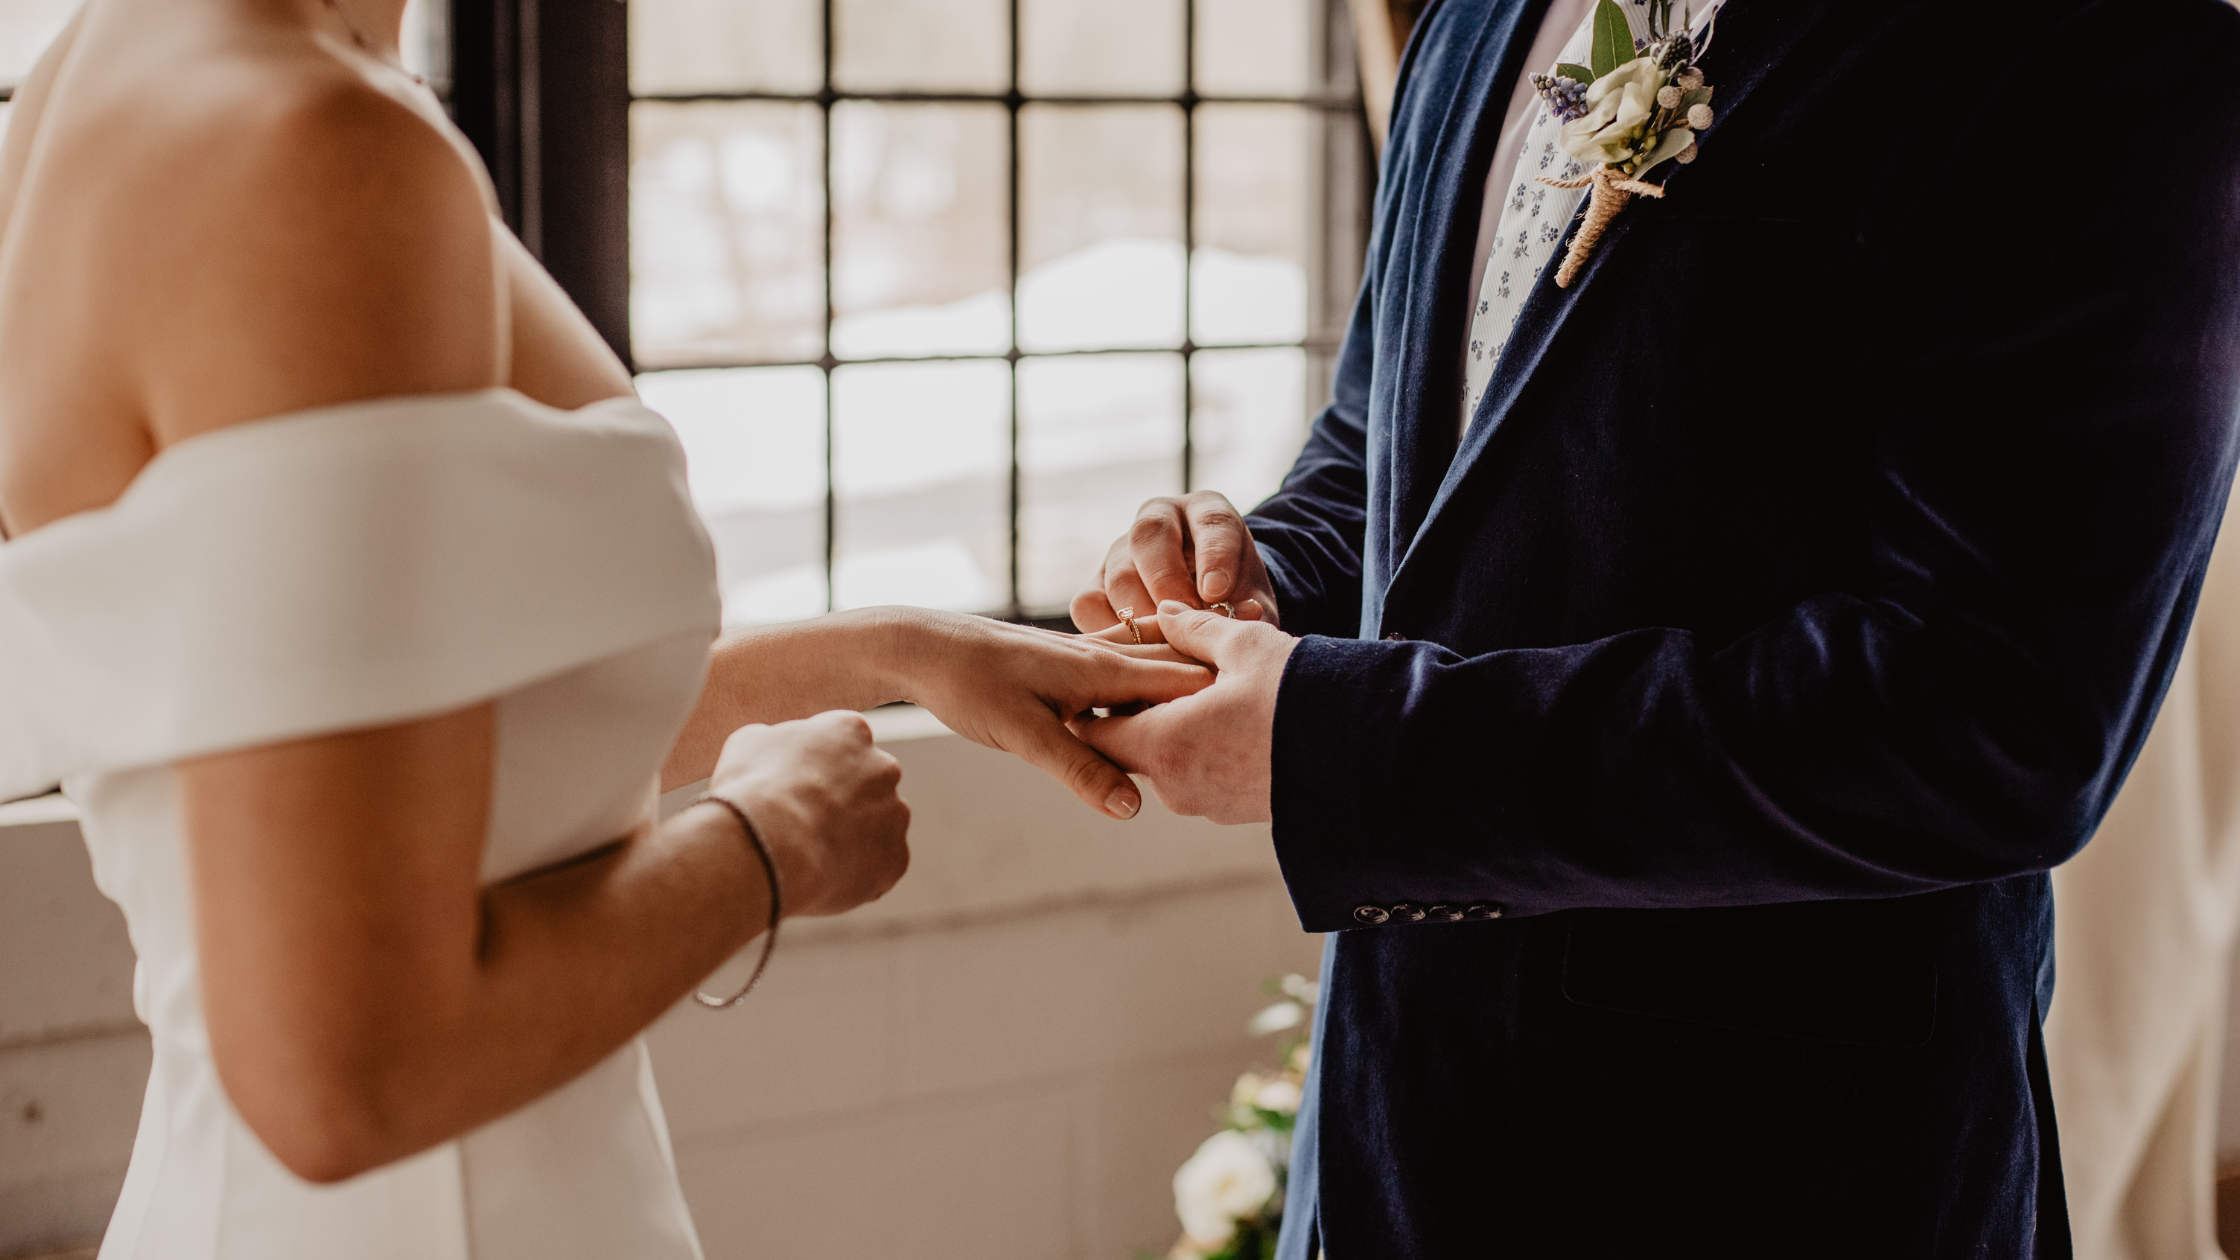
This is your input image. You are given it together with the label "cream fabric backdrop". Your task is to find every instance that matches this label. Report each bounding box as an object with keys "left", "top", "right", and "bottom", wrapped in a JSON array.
[{"left": 2048, "top": 473, "right": 2240, "bottom": 1260}]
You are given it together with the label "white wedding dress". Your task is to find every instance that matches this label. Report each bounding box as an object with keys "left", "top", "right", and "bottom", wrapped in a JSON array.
[{"left": 0, "top": 390, "right": 722, "bottom": 1258}]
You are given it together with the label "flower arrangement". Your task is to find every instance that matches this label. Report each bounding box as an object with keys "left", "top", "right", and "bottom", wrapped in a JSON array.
[
  {"left": 1150, "top": 974, "right": 1319, "bottom": 1260},
  {"left": 1526, "top": 0, "right": 1722, "bottom": 286}
]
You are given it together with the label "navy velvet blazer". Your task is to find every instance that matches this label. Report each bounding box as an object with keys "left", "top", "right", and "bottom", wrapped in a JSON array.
[{"left": 1251, "top": 0, "right": 2240, "bottom": 1255}]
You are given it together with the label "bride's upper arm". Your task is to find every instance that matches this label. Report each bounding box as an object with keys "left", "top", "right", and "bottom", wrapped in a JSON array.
[
  {"left": 138, "top": 76, "right": 511, "bottom": 1177},
  {"left": 179, "top": 702, "right": 500, "bottom": 1182},
  {"left": 138, "top": 75, "right": 503, "bottom": 452}
]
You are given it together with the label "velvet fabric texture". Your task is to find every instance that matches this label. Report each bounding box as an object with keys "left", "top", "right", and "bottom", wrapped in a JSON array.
[{"left": 1251, "top": 0, "right": 2240, "bottom": 1254}]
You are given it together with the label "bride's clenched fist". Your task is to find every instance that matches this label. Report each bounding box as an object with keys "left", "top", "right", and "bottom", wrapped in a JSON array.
[{"left": 706, "top": 712, "right": 910, "bottom": 919}]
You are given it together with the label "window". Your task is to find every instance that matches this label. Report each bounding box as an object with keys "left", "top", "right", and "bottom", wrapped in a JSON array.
[
  {"left": 2, "top": 0, "right": 1368, "bottom": 630},
  {"left": 628, "top": 0, "right": 1368, "bottom": 624}
]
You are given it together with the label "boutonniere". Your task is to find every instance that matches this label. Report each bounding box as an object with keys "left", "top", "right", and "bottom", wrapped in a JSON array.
[{"left": 1529, "top": 0, "right": 1720, "bottom": 287}]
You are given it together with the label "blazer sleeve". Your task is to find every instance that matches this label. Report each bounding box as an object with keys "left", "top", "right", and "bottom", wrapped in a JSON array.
[{"left": 1267, "top": 0, "right": 2240, "bottom": 931}]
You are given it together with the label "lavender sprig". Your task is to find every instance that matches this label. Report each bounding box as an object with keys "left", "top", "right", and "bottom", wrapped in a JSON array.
[{"left": 1530, "top": 73, "right": 1591, "bottom": 124}]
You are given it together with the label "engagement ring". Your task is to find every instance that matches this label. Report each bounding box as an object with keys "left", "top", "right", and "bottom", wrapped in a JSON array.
[{"left": 1117, "top": 607, "right": 1143, "bottom": 644}]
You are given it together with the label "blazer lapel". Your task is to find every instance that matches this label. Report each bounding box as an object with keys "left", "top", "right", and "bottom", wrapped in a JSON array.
[
  {"left": 1384, "top": 0, "right": 1845, "bottom": 606},
  {"left": 1377, "top": 0, "right": 1558, "bottom": 559}
]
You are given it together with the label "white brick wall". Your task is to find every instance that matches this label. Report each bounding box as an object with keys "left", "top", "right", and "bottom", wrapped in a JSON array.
[{"left": 0, "top": 714, "right": 1322, "bottom": 1259}]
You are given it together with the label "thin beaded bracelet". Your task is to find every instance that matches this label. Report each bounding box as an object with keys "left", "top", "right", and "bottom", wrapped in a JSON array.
[{"left": 690, "top": 794, "right": 783, "bottom": 1008}]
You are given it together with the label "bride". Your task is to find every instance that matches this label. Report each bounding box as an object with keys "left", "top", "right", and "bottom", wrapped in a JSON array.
[{"left": 0, "top": 0, "right": 1208, "bottom": 1255}]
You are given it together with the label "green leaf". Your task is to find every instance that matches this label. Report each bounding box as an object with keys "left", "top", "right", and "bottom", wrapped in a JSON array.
[
  {"left": 1555, "top": 61, "right": 1595, "bottom": 85},
  {"left": 1681, "top": 85, "right": 1714, "bottom": 110},
  {"left": 1589, "top": 0, "right": 1635, "bottom": 79},
  {"left": 1637, "top": 125, "right": 1696, "bottom": 173}
]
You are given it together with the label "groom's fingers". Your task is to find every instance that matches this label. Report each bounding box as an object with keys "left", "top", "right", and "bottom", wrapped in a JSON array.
[
  {"left": 1079, "top": 535, "right": 1155, "bottom": 632},
  {"left": 1085, "top": 603, "right": 1262, "bottom": 651},
  {"left": 1154, "top": 600, "right": 1248, "bottom": 668},
  {"left": 1127, "top": 501, "right": 1204, "bottom": 609},
  {"left": 1182, "top": 492, "right": 1249, "bottom": 603}
]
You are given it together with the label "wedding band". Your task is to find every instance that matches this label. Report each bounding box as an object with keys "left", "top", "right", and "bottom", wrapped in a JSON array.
[
  {"left": 1117, "top": 607, "right": 1143, "bottom": 644},
  {"left": 1211, "top": 602, "right": 1235, "bottom": 618}
]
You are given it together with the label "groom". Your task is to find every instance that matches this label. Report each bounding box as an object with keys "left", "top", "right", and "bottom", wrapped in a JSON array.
[{"left": 1072, "top": 0, "right": 2240, "bottom": 1254}]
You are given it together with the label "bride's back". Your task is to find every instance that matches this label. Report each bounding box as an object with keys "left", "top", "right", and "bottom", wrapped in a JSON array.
[{"left": 0, "top": 0, "right": 628, "bottom": 541}]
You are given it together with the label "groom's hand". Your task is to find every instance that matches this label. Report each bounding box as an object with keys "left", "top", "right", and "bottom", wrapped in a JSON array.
[
  {"left": 1069, "top": 601, "right": 1298, "bottom": 825},
  {"left": 1072, "top": 492, "right": 1281, "bottom": 633}
]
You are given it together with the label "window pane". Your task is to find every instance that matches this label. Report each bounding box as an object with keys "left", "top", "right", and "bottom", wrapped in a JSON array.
[
  {"left": 1193, "top": 105, "right": 1310, "bottom": 346},
  {"left": 632, "top": 0, "right": 822, "bottom": 96},
  {"left": 831, "top": 103, "right": 1010, "bottom": 360},
  {"left": 832, "top": 360, "right": 1011, "bottom": 612},
  {"left": 0, "top": 0, "right": 75, "bottom": 90},
  {"left": 1018, "top": 354, "right": 1183, "bottom": 612},
  {"left": 1020, "top": 0, "right": 1183, "bottom": 97},
  {"left": 1196, "top": 0, "right": 1314, "bottom": 98},
  {"left": 834, "top": 0, "right": 1007, "bottom": 93},
  {"left": 631, "top": 102, "right": 825, "bottom": 370},
  {"left": 1191, "top": 348, "right": 1308, "bottom": 511},
  {"left": 1018, "top": 105, "right": 1184, "bottom": 353},
  {"left": 640, "top": 366, "right": 830, "bottom": 625}
]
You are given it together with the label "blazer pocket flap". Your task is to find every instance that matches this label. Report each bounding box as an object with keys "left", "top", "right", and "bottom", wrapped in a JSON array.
[{"left": 1561, "top": 914, "right": 1938, "bottom": 1048}]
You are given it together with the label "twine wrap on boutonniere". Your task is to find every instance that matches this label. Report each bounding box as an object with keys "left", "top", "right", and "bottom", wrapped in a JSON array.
[{"left": 1530, "top": 0, "right": 1722, "bottom": 287}]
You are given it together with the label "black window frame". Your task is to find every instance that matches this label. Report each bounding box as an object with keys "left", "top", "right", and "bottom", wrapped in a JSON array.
[{"left": 452, "top": 0, "right": 1371, "bottom": 624}]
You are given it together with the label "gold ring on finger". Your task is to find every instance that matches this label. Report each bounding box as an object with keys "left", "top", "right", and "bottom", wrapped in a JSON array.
[
  {"left": 1210, "top": 602, "right": 1235, "bottom": 618},
  {"left": 1116, "top": 607, "right": 1143, "bottom": 644}
]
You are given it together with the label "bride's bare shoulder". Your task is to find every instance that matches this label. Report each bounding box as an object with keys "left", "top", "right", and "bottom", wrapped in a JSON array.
[{"left": 15, "top": 32, "right": 504, "bottom": 448}]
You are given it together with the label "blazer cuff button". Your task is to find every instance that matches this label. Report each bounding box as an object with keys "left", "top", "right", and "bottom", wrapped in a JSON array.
[
  {"left": 1353, "top": 904, "right": 1392, "bottom": 925},
  {"left": 1390, "top": 902, "right": 1427, "bottom": 923},
  {"left": 1427, "top": 903, "right": 1465, "bottom": 921},
  {"left": 1463, "top": 902, "right": 1504, "bottom": 920}
]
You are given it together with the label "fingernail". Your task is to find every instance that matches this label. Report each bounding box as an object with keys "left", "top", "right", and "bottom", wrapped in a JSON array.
[
  {"left": 1106, "top": 787, "right": 1141, "bottom": 819},
  {"left": 1159, "top": 599, "right": 1190, "bottom": 616},
  {"left": 1202, "top": 570, "right": 1232, "bottom": 599}
]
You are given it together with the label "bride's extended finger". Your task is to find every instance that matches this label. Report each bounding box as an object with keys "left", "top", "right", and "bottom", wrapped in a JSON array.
[
  {"left": 1087, "top": 611, "right": 1168, "bottom": 647},
  {"left": 1070, "top": 651, "right": 1212, "bottom": 706},
  {"left": 1102, "top": 642, "right": 1201, "bottom": 667},
  {"left": 1008, "top": 705, "right": 1144, "bottom": 819}
]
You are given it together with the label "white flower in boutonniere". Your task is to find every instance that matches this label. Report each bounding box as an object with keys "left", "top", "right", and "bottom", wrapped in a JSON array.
[{"left": 1527, "top": 0, "right": 1724, "bottom": 287}]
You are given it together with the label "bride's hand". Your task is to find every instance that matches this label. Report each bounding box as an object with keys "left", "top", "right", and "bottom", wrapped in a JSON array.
[
  {"left": 708, "top": 712, "right": 912, "bottom": 919},
  {"left": 1081, "top": 600, "right": 1269, "bottom": 654},
  {"left": 880, "top": 610, "right": 1215, "bottom": 819}
]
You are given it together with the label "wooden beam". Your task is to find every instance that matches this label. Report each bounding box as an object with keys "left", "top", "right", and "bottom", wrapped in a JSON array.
[
  {"left": 1347, "top": 0, "right": 1431, "bottom": 150},
  {"left": 1347, "top": 0, "right": 1401, "bottom": 147}
]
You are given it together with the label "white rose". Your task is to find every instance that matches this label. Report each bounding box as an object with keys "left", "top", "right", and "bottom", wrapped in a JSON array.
[
  {"left": 1173, "top": 1130, "right": 1277, "bottom": 1245},
  {"left": 1558, "top": 57, "right": 1666, "bottom": 166},
  {"left": 1252, "top": 1077, "right": 1304, "bottom": 1114},
  {"left": 1230, "top": 1072, "right": 1265, "bottom": 1108},
  {"left": 1248, "top": 1000, "right": 1304, "bottom": 1037}
]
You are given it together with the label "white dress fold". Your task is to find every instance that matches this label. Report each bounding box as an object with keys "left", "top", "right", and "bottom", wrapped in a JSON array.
[{"left": 0, "top": 390, "right": 722, "bottom": 1259}]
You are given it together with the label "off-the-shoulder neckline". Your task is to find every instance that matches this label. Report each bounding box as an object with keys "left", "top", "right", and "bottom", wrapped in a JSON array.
[{"left": 2, "top": 388, "right": 653, "bottom": 548}]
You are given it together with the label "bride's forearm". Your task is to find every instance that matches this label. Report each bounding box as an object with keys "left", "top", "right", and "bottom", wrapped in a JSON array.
[{"left": 661, "top": 607, "right": 921, "bottom": 791}]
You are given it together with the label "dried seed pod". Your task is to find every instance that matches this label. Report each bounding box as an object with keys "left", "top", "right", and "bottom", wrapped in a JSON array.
[
  {"left": 1675, "top": 141, "right": 1700, "bottom": 164},
  {"left": 1657, "top": 85, "right": 1684, "bottom": 109},
  {"left": 1686, "top": 103, "right": 1715, "bottom": 129}
]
